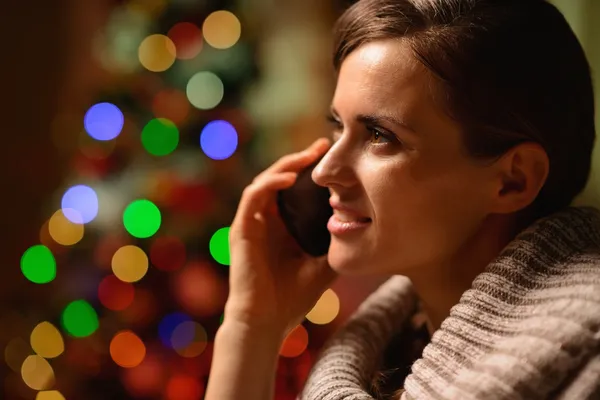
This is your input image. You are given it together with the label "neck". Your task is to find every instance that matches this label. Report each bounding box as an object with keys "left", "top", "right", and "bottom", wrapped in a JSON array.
[{"left": 408, "top": 214, "right": 521, "bottom": 335}]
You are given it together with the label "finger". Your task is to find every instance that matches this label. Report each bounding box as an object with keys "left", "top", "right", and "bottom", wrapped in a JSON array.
[
  {"left": 263, "top": 137, "right": 330, "bottom": 176},
  {"left": 231, "top": 172, "right": 298, "bottom": 238}
]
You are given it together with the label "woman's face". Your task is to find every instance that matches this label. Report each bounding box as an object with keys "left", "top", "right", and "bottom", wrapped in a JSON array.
[{"left": 312, "top": 39, "right": 497, "bottom": 276}]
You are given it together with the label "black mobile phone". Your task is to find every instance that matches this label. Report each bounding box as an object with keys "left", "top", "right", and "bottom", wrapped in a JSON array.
[{"left": 276, "top": 159, "right": 332, "bottom": 257}]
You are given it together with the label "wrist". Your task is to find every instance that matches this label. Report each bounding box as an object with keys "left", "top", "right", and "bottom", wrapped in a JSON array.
[
  {"left": 222, "top": 300, "right": 287, "bottom": 334},
  {"left": 217, "top": 317, "right": 287, "bottom": 346}
]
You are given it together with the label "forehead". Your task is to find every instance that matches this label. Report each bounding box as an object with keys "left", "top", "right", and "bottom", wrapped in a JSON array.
[{"left": 333, "top": 40, "right": 433, "bottom": 123}]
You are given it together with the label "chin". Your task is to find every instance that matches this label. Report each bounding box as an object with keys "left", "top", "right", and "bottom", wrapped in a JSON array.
[{"left": 326, "top": 239, "right": 370, "bottom": 275}]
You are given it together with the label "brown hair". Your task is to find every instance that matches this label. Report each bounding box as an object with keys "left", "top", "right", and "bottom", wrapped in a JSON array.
[{"left": 333, "top": 0, "right": 595, "bottom": 225}]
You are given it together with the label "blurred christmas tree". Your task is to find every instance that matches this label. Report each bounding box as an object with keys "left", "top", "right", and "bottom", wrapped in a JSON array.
[{"left": 3, "top": 1, "right": 344, "bottom": 399}]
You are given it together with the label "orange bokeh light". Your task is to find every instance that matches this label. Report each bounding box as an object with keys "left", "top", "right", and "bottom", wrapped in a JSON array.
[
  {"left": 279, "top": 325, "right": 309, "bottom": 358},
  {"left": 152, "top": 89, "right": 190, "bottom": 125},
  {"left": 110, "top": 331, "right": 146, "bottom": 368}
]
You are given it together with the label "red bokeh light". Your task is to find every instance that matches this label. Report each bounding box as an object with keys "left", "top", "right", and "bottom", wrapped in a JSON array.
[
  {"left": 172, "top": 261, "right": 227, "bottom": 317},
  {"left": 168, "top": 22, "right": 203, "bottom": 60},
  {"left": 98, "top": 275, "right": 135, "bottom": 311},
  {"left": 150, "top": 236, "right": 187, "bottom": 271},
  {"left": 165, "top": 374, "right": 204, "bottom": 400},
  {"left": 121, "top": 353, "right": 165, "bottom": 397}
]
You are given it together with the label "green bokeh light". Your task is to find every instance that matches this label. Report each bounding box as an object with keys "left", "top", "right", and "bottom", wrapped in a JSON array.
[
  {"left": 20, "top": 245, "right": 56, "bottom": 284},
  {"left": 61, "top": 300, "right": 99, "bottom": 337},
  {"left": 209, "top": 227, "right": 230, "bottom": 265},
  {"left": 123, "top": 199, "right": 162, "bottom": 238},
  {"left": 141, "top": 118, "right": 179, "bottom": 156}
]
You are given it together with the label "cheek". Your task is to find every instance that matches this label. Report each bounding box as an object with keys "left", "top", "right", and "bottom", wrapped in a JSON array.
[{"left": 367, "top": 165, "right": 486, "bottom": 267}]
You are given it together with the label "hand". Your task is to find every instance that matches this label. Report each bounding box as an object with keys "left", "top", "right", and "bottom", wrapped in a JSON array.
[{"left": 224, "top": 138, "right": 337, "bottom": 336}]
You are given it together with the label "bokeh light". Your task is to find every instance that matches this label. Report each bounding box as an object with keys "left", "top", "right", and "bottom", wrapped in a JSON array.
[
  {"left": 171, "top": 321, "right": 208, "bottom": 358},
  {"left": 200, "top": 120, "right": 238, "bottom": 160},
  {"left": 305, "top": 289, "right": 340, "bottom": 325},
  {"left": 36, "top": 391, "right": 66, "bottom": 400},
  {"left": 159, "top": 312, "right": 191, "bottom": 349},
  {"left": 122, "top": 354, "right": 164, "bottom": 397},
  {"left": 165, "top": 374, "right": 204, "bottom": 400},
  {"left": 61, "top": 184, "right": 99, "bottom": 224},
  {"left": 202, "top": 11, "right": 241, "bottom": 49},
  {"left": 168, "top": 22, "right": 203, "bottom": 59},
  {"left": 123, "top": 199, "right": 162, "bottom": 238},
  {"left": 118, "top": 288, "right": 157, "bottom": 327},
  {"left": 21, "top": 355, "right": 55, "bottom": 390},
  {"left": 30, "top": 322, "right": 64, "bottom": 359},
  {"left": 61, "top": 300, "right": 99, "bottom": 338},
  {"left": 279, "top": 325, "right": 309, "bottom": 358},
  {"left": 110, "top": 330, "right": 146, "bottom": 368},
  {"left": 39, "top": 219, "right": 67, "bottom": 257},
  {"left": 172, "top": 261, "right": 227, "bottom": 317},
  {"left": 84, "top": 102, "right": 124, "bottom": 141},
  {"left": 186, "top": 71, "right": 224, "bottom": 110},
  {"left": 20, "top": 245, "right": 56, "bottom": 284},
  {"left": 152, "top": 89, "right": 190, "bottom": 125},
  {"left": 150, "top": 236, "right": 186, "bottom": 271},
  {"left": 209, "top": 227, "right": 230, "bottom": 265},
  {"left": 112, "top": 245, "right": 149, "bottom": 283},
  {"left": 94, "top": 234, "right": 131, "bottom": 270},
  {"left": 141, "top": 118, "right": 179, "bottom": 156},
  {"left": 4, "top": 337, "right": 31, "bottom": 373},
  {"left": 138, "top": 34, "right": 176, "bottom": 72},
  {"left": 98, "top": 275, "right": 135, "bottom": 310},
  {"left": 48, "top": 209, "right": 84, "bottom": 246}
]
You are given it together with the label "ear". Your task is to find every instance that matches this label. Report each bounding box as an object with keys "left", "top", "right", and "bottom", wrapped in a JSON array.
[{"left": 489, "top": 142, "right": 549, "bottom": 214}]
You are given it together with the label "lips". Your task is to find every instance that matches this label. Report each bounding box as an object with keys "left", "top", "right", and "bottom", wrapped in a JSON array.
[
  {"left": 329, "top": 199, "right": 371, "bottom": 222},
  {"left": 333, "top": 210, "right": 371, "bottom": 223}
]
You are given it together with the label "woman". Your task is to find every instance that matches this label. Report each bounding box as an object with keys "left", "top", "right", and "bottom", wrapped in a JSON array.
[{"left": 205, "top": 0, "right": 600, "bottom": 399}]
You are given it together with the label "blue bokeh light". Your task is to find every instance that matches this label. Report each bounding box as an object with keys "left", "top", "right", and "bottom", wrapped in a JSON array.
[
  {"left": 170, "top": 320, "right": 196, "bottom": 350},
  {"left": 200, "top": 120, "right": 238, "bottom": 160},
  {"left": 84, "top": 102, "right": 124, "bottom": 141},
  {"left": 158, "top": 312, "right": 191, "bottom": 349},
  {"left": 61, "top": 185, "right": 99, "bottom": 224}
]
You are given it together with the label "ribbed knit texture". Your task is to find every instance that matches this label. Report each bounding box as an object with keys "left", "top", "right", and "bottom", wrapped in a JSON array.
[{"left": 300, "top": 206, "right": 600, "bottom": 399}]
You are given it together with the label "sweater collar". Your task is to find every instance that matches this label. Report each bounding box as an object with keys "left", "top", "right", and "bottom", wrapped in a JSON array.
[{"left": 301, "top": 206, "right": 600, "bottom": 400}]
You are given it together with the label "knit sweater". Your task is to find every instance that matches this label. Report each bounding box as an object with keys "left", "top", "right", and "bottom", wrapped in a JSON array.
[{"left": 300, "top": 206, "right": 600, "bottom": 399}]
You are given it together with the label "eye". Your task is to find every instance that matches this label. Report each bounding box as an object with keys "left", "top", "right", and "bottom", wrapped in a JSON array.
[
  {"left": 367, "top": 126, "right": 394, "bottom": 145},
  {"left": 325, "top": 113, "right": 343, "bottom": 141}
]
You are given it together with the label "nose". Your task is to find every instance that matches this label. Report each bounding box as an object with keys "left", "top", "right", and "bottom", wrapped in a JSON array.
[{"left": 311, "top": 138, "right": 357, "bottom": 189}]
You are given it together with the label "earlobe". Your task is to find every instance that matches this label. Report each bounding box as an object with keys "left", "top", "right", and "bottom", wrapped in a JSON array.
[{"left": 493, "top": 142, "right": 549, "bottom": 214}]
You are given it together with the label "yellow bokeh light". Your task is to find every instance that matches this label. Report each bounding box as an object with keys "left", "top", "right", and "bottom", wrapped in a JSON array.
[
  {"left": 30, "top": 322, "right": 64, "bottom": 359},
  {"left": 202, "top": 11, "right": 241, "bottom": 49},
  {"left": 36, "top": 390, "right": 66, "bottom": 400},
  {"left": 186, "top": 71, "right": 224, "bottom": 110},
  {"left": 48, "top": 209, "right": 84, "bottom": 246},
  {"left": 4, "top": 337, "right": 31, "bottom": 373},
  {"left": 138, "top": 34, "right": 176, "bottom": 72},
  {"left": 112, "top": 245, "right": 149, "bottom": 283},
  {"left": 305, "top": 289, "right": 340, "bottom": 325},
  {"left": 21, "top": 355, "right": 55, "bottom": 391}
]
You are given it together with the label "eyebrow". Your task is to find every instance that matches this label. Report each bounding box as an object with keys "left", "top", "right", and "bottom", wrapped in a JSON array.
[{"left": 329, "top": 107, "right": 416, "bottom": 133}]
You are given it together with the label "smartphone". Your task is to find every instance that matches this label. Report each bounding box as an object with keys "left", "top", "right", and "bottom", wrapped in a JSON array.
[{"left": 276, "top": 159, "right": 332, "bottom": 257}]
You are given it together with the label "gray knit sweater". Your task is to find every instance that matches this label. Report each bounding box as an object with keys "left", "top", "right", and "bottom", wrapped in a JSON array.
[{"left": 300, "top": 206, "right": 600, "bottom": 399}]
